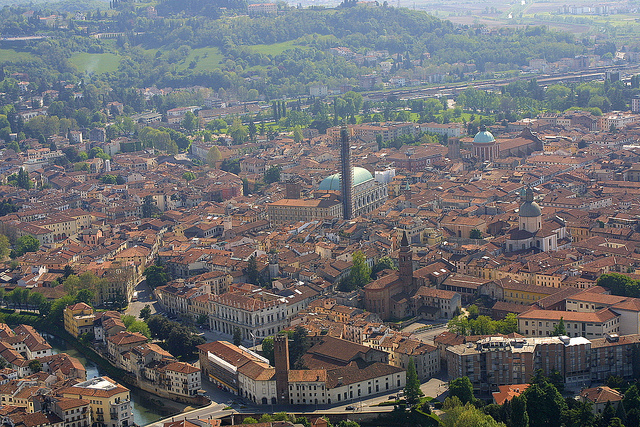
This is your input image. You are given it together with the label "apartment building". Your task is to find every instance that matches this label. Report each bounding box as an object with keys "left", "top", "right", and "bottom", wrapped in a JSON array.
[
  {"left": 446, "top": 335, "right": 590, "bottom": 392},
  {"left": 60, "top": 377, "right": 133, "bottom": 427},
  {"left": 517, "top": 309, "right": 620, "bottom": 338},
  {"left": 64, "top": 303, "right": 95, "bottom": 338}
]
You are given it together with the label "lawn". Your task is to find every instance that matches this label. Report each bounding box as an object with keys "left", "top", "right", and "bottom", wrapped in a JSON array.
[
  {"left": 70, "top": 52, "right": 121, "bottom": 74},
  {"left": 246, "top": 40, "right": 311, "bottom": 56},
  {"left": 174, "top": 47, "right": 224, "bottom": 72},
  {"left": 0, "top": 48, "right": 36, "bottom": 63}
]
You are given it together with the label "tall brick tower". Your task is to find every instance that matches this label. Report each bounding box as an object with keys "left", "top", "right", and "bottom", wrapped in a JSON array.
[
  {"left": 274, "top": 334, "right": 290, "bottom": 404},
  {"left": 340, "top": 126, "right": 354, "bottom": 220},
  {"left": 399, "top": 231, "right": 413, "bottom": 290}
]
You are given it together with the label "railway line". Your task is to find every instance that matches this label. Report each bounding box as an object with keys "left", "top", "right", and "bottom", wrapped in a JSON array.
[{"left": 363, "top": 64, "right": 640, "bottom": 101}]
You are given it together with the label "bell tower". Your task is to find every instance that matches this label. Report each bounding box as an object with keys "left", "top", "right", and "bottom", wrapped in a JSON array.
[
  {"left": 340, "top": 126, "right": 354, "bottom": 220},
  {"left": 399, "top": 231, "right": 413, "bottom": 289},
  {"left": 274, "top": 335, "right": 290, "bottom": 404}
]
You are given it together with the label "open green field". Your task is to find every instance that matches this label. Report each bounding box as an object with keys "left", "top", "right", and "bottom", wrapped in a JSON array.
[
  {"left": 0, "top": 48, "right": 36, "bottom": 63},
  {"left": 174, "top": 47, "right": 224, "bottom": 72},
  {"left": 246, "top": 39, "right": 312, "bottom": 55},
  {"left": 70, "top": 52, "right": 121, "bottom": 74}
]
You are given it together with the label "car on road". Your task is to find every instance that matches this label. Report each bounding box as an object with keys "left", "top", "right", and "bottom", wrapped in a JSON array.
[
  {"left": 346, "top": 405, "right": 355, "bottom": 410},
  {"left": 388, "top": 395, "right": 396, "bottom": 400}
]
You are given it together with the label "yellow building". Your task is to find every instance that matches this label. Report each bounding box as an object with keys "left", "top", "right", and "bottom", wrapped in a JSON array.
[
  {"left": 60, "top": 376, "right": 133, "bottom": 427},
  {"left": 63, "top": 303, "right": 95, "bottom": 338},
  {"left": 502, "top": 282, "right": 558, "bottom": 305},
  {"left": 267, "top": 195, "right": 342, "bottom": 225},
  {"left": 535, "top": 272, "right": 563, "bottom": 288}
]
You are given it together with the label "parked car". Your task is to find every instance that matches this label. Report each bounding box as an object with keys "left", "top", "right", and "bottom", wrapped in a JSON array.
[
  {"left": 346, "top": 405, "right": 355, "bottom": 410},
  {"left": 388, "top": 395, "right": 396, "bottom": 400}
]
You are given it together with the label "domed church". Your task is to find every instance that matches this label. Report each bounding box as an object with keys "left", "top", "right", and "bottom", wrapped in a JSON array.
[
  {"left": 318, "top": 166, "right": 387, "bottom": 217},
  {"left": 473, "top": 125, "right": 498, "bottom": 162},
  {"left": 505, "top": 187, "right": 567, "bottom": 253}
]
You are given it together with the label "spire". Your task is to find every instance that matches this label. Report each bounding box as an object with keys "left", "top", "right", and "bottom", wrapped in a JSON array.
[
  {"left": 401, "top": 231, "right": 408, "bottom": 248},
  {"left": 525, "top": 187, "right": 534, "bottom": 203},
  {"left": 340, "top": 125, "right": 353, "bottom": 220}
]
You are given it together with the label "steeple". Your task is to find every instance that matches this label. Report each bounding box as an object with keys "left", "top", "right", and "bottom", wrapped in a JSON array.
[
  {"left": 340, "top": 126, "right": 354, "bottom": 220},
  {"left": 399, "top": 231, "right": 413, "bottom": 288}
]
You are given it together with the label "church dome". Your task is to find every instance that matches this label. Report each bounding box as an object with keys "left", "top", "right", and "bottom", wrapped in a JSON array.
[
  {"left": 473, "top": 126, "right": 496, "bottom": 145},
  {"left": 318, "top": 167, "right": 374, "bottom": 191},
  {"left": 519, "top": 187, "right": 542, "bottom": 217},
  {"left": 520, "top": 202, "right": 542, "bottom": 217}
]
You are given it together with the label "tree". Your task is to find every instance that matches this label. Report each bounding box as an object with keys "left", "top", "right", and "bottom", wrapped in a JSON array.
[
  {"left": 449, "top": 376, "right": 474, "bottom": 405},
  {"left": 147, "top": 315, "right": 172, "bottom": 339},
  {"left": 233, "top": 327, "right": 242, "bottom": 346},
  {"left": 404, "top": 358, "right": 423, "bottom": 406},
  {"left": 247, "top": 255, "right": 259, "bottom": 285},
  {"left": 141, "top": 195, "right": 157, "bottom": 218},
  {"left": 523, "top": 377, "right": 567, "bottom": 427},
  {"left": 144, "top": 265, "right": 169, "bottom": 289},
  {"left": 167, "top": 327, "right": 192, "bottom": 357},
  {"left": 101, "top": 174, "right": 117, "bottom": 184},
  {"left": 140, "top": 304, "right": 152, "bottom": 320},
  {"left": 182, "top": 111, "right": 198, "bottom": 132},
  {"left": 28, "top": 359, "right": 42, "bottom": 373},
  {"left": 127, "top": 319, "right": 151, "bottom": 338},
  {"left": 599, "top": 401, "right": 616, "bottom": 427},
  {"left": 196, "top": 313, "right": 208, "bottom": 326},
  {"left": 47, "top": 294, "right": 76, "bottom": 325},
  {"left": 371, "top": 256, "right": 396, "bottom": 277},
  {"left": 341, "top": 251, "right": 371, "bottom": 291},
  {"left": 510, "top": 394, "right": 529, "bottom": 427},
  {"left": 11, "top": 235, "right": 39, "bottom": 258},
  {"left": 264, "top": 166, "right": 281, "bottom": 184},
  {"left": 206, "top": 146, "right": 221, "bottom": 167},
  {"left": 243, "top": 418, "right": 258, "bottom": 424},
  {"left": 470, "top": 228, "right": 482, "bottom": 239},
  {"left": 182, "top": 171, "right": 196, "bottom": 183},
  {"left": 75, "top": 289, "right": 95, "bottom": 305},
  {"left": 261, "top": 336, "right": 275, "bottom": 364},
  {"left": 448, "top": 315, "right": 471, "bottom": 335},
  {"left": 293, "top": 126, "right": 303, "bottom": 143},
  {"left": 290, "top": 326, "right": 310, "bottom": 369},
  {"left": 554, "top": 317, "right": 567, "bottom": 336},
  {"left": 228, "top": 119, "right": 248, "bottom": 145},
  {"left": 16, "top": 168, "right": 31, "bottom": 190},
  {"left": 442, "top": 397, "right": 503, "bottom": 427},
  {"left": 259, "top": 415, "right": 273, "bottom": 423},
  {"left": 549, "top": 369, "right": 564, "bottom": 393},
  {"left": 0, "top": 234, "right": 9, "bottom": 260}
]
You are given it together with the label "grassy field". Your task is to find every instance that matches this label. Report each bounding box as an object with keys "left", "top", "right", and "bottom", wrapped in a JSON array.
[
  {"left": 246, "top": 39, "right": 311, "bottom": 55},
  {"left": 0, "top": 48, "right": 36, "bottom": 63},
  {"left": 174, "top": 47, "right": 224, "bottom": 72},
  {"left": 70, "top": 52, "right": 121, "bottom": 74}
]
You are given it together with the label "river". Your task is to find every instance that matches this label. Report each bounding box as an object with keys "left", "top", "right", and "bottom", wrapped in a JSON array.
[{"left": 41, "top": 332, "right": 183, "bottom": 426}]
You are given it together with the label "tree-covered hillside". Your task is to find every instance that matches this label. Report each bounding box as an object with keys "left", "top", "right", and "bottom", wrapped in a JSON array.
[{"left": 0, "top": 3, "right": 589, "bottom": 100}]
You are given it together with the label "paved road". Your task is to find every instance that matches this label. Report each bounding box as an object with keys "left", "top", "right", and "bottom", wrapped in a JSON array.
[
  {"left": 403, "top": 322, "right": 448, "bottom": 346},
  {"left": 125, "top": 280, "right": 161, "bottom": 319},
  {"left": 144, "top": 375, "right": 446, "bottom": 427}
]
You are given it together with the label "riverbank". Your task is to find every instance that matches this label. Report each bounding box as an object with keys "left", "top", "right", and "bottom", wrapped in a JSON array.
[
  {"left": 1, "top": 310, "right": 193, "bottom": 425},
  {"left": 42, "top": 332, "right": 189, "bottom": 424}
]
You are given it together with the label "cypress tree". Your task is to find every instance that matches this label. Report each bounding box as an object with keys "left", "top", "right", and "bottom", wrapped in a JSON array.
[{"left": 404, "top": 358, "right": 423, "bottom": 406}]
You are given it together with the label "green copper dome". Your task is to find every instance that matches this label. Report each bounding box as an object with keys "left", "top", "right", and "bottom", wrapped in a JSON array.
[
  {"left": 319, "top": 167, "right": 374, "bottom": 191},
  {"left": 473, "top": 130, "right": 496, "bottom": 144}
]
